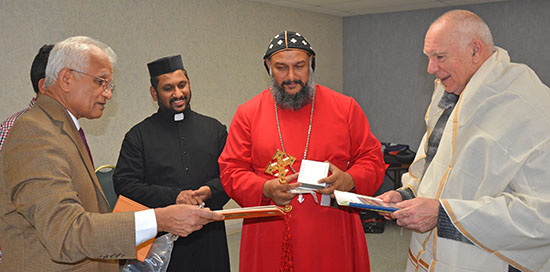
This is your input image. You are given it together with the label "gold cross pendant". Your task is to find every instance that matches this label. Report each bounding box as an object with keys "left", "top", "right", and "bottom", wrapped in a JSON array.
[{"left": 265, "top": 149, "right": 296, "bottom": 212}]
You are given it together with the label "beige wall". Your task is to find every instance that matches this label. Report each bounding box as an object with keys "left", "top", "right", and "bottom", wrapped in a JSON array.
[{"left": 0, "top": 0, "right": 342, "bottom": 169}]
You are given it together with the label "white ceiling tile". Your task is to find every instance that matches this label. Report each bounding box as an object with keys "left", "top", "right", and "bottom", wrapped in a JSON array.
[
  {"left": 245, "top": 0, "right": 515, "bottom": 17},
  {"left": 301, "top": 5, "right": 358, "bottom": 16},
  {"left": 354, "top": 1, "right": 447, "bottom": 14},
  {"left": 266, "top": 0, "right": 315, "bottom": 8},
  {"left": 291, "top": 0, "right": 361, "bottom": 5},
  {"left": 323, "top": 0, "right": 441, "bottom": 11},
  {"left": 441, "top": 0, "right": 511, "bottom": 5}
]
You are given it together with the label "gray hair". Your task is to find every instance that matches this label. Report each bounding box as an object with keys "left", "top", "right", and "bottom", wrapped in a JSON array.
[
  {"left": 44, "top": 36, "right": 117, "bottom": 88},
  {"left": 433, "top": 10, "right": 494, "bottom": 51}
]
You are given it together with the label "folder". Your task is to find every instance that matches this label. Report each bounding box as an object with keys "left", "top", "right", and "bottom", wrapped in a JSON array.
[
  {"left": 215, "top": 205, "right": 285, "bottom": 220},
  {"left": 112, "top": 195, "right": 154, "bottom": 262}
]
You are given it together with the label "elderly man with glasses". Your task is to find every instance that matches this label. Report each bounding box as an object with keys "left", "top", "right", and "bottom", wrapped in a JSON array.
[{"left": 0, "top": 36, "right": 223, "bottom": 271}]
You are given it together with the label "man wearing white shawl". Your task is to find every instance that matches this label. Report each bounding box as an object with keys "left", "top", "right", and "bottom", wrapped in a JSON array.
[{"left": 379, "top": 10, "right": 550, "bottom": 272}]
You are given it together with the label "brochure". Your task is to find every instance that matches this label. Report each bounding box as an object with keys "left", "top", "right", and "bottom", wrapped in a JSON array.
[{"left": 334, "top": 190, "right": 399, "bottom": 213}]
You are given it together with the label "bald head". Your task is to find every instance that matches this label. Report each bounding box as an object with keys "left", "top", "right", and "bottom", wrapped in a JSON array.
[
  {"left": 431, "top": 10, "right": 494, "bottom": 52},
  {"left": 423, "top": 10, "right": 495, "bottom": 95}
]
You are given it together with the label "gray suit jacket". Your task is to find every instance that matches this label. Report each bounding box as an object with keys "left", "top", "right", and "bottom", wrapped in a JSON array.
[{"left": 0, "top": 95, "right": 136, "bottom": 271}]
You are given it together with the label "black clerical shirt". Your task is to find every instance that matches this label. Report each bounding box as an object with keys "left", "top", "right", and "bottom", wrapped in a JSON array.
[{"left": 113, "top": 106, "right": 230, "bottom": 272}]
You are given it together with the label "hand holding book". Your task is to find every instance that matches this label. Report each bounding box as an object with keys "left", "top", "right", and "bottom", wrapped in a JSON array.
[{"left": 334, "top": 190, "right": 399, "bottom": 213}]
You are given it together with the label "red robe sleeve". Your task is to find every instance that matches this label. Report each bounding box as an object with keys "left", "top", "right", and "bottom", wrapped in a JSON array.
[
  {"left": 218, "top": 103, "right": 269, "bottom": 207},
  {"left": 345, "top": 98, "right": 386, "bottom": 196}
]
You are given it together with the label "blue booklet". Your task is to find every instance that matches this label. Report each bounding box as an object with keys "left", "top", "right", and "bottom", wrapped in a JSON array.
[{"left": 334, "top": 190, "right": 399, "bottom": 213}]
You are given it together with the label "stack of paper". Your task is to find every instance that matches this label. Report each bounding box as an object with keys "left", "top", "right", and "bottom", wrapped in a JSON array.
[{"left": 292, "top": 159, "right": 329, "bottom": 192}]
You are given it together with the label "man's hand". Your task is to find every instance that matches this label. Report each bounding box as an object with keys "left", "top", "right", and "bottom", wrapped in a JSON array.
[
  {"left": 377, "top": 190, "right": 404, "bottom": 220},
  {"left": 154, "top": 204, "right": 224, "bottom": 237},
  {"left": 262, "top": 173, "right": 300, "bottom": 206},
  {"left": 176, "top": 189, "right": 203, "bottom": 205},
  {"left": 377, "top": 190, "right": 403, "bottom": 203},
  {"left": 316, "top": 162, "right": 355, "bottom": 196},
  {"left": 389, "top": 197, "right": 439, "bottom": 233},
  {"left": 192, "top": 186, "right": 212, "bottom": 201}
]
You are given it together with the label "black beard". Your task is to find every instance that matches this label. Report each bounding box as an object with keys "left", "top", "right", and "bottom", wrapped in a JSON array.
[
  {"left": 270, "top": 76, "right": 315, "bottom": 110},
  {"left": 157, "top": 89, "right": 192, "bottom": 114}
]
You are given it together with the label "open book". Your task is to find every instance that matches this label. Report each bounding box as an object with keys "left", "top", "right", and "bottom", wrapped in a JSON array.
[
  {"left": 334, "top": 190, "right": 399, "bottom": 213},
  {"left": 215, "top": 205, "right": 285, "bottom": 220}
]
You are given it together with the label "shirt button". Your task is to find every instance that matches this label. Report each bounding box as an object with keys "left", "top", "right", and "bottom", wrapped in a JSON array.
[
  {"left": 181, "top": 137, "right": 185, "bottom": 141},
  {"left": 185, "top": 167, "right": 189, "bottom": 172},
  {"left": 183, "top": 151, "right": 188, "bottom": 155}
]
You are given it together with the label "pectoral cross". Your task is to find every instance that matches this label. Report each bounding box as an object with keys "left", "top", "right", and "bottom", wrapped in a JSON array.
[{"left": 265, "top": 149, "right": 296, "bottom": 212}]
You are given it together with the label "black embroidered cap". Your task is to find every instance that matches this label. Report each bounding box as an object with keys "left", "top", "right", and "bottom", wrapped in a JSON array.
[
  {"left": 263, "top": 31, "right": 316, "bottom": 73},
  {"left": 147, "top": 55, "right": 184, "bottom": 78}
]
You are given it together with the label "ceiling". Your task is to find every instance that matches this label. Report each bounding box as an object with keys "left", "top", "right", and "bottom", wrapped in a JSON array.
[{"left": 247, "top": 0, "right": 512, "bottom": 16}]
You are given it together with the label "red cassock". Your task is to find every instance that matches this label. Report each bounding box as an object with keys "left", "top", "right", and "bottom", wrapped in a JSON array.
[{"left": 219, "top": 85, "right": 385, "bottom": 271}]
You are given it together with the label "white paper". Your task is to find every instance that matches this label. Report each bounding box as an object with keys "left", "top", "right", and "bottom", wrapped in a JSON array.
[{"left": 296, "top": 160, "right": 329, "bottom": 190}]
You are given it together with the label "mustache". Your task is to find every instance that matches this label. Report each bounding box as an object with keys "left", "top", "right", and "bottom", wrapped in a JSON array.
[
  {"left": 281, "top": 79, "right": 305, "bottom": 87},
  {"left": 170, "top": 95, "right": 188, "bottom": 103}
]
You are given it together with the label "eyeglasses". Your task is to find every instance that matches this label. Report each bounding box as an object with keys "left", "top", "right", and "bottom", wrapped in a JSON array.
[{"left": 70, "top": 69, "right": 115, "bottom": 94}]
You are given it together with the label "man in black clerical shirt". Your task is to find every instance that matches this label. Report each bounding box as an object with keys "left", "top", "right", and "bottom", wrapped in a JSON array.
[{"left": 113, "top": 55, "right": 230, "bottom": 272}]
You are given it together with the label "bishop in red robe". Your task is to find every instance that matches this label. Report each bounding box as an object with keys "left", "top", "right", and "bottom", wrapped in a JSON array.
[{"left": 219, "top": 31, "right": 385, "bottom": 271}]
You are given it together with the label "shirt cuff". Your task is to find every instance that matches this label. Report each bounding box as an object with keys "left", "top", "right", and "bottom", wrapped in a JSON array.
[
  {"left": 135, "top": 209, "right": 157, "bottom": 246},
  {"left": 437, "top": 202, "right": 472, "bottom": 245},
  {"left": 396, "top": 187, "right": 415, "bottom": 200}
]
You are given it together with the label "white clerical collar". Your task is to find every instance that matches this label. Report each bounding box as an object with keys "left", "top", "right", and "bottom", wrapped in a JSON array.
[
  {"left": 66, "top": 110, "right": 80, "bottom": 130},
  {"left": 174, "top": 112, "right": 184, "bottom": 121}
]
